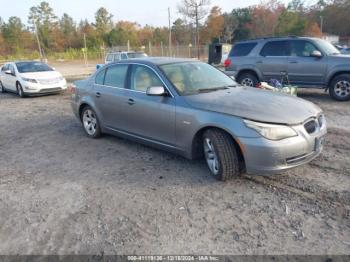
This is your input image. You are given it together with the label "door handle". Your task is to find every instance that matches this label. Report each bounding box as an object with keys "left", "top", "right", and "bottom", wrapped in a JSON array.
[
  {"left": 127, "top": 98, "right": 135, "bottom": 105},
  {"left": 95, "top": 92, "right": 101, "bottom": 97},
  {"left": 289, "top": 60, "right": 298, "bottom": 64},
  {"left": 256, "top": 60, "right": 263, "bottom": 64}
]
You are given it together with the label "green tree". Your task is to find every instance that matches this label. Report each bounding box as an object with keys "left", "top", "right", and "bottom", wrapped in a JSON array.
[
  {"left": 78, "top": 19, "right": 102, "bottom": 48},
  {"left": 94, "top": 7, "right": 113, "bottom": 36},
  {"left": 28, "top": 1, "right": 58, "bottom": 50},
  {"left": 275, "top": 9, "right": 307, "bottom": 36},
  {"left": 1, "top": 16, "right": 25, "bottom": 53},
  {"left": 172, "top": 18, "right": 191, "bottom": 45},
  {"left": 60, "top": 13, "right": 77, "bottom": 48},
  {"left": 231, "top": 8, "right": 253, "bottom": 42}
]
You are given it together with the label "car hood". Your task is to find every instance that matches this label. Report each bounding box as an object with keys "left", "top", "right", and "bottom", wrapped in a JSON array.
[
  {"left": 19, "top": 71, "right": 62, "bottom": 79},
  {"left": 183, "top": 86, "right": 322, "bottom": 125}
]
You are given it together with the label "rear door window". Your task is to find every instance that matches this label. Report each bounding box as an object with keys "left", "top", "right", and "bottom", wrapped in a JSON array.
[
  {"left": 104, "top": 64, "right": 128, "bottom": 88},
  {"left": 260, "top": 41, "right": 290, "bottom": 56},
  {"left": 230, "top": 42, "right": 257, "bottom": 57},
  {"left": 95, "top": 69, "right": 106, "bottom": 85},
  {"left": 121, "top": 53, "right": 128, "bottom": 60}
]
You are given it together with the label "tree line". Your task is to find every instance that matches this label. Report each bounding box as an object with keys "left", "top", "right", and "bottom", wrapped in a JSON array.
[{"left": 0, "top": 0, "right": 349, "bottom": 58}]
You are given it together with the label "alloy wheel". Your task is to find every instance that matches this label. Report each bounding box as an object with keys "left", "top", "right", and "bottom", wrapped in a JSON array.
[
  {"left": 241, "top": 77, "right": 254, "bottom": 87},
  {"left": 203, "top": 137, "right": 220, "bottom": 176},
  {"left": 334, "top": 80, "right": 350, "bottom": 98},
  {"left": 83, "top": 109, "right": 97, "bottom": 136}
]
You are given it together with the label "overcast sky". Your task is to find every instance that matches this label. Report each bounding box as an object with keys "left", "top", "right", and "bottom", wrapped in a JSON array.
[{"left": 0, "top": 0, "right": 282, "bottom": 26}]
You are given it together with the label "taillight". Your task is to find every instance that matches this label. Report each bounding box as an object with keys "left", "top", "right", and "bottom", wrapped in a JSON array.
[
  {"left": 224, "top": 58, "right": 231, "bottom": 68},
  {"left": 68, "top": 84, "right": 76, "bottom": 93}
]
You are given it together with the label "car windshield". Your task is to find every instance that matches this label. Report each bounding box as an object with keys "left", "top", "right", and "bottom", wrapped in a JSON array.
[
  {"left": 128, "top": 52, "right": 148, "bottom": 58},
  {"left": 315, "top": 39, "right": 340, "bottom": 55},
  {"left": 16, "top": 62, "right": 54, "bottom": 73},
  {"left": 160, "top": 62, "right": 237, "bottom": 95}
]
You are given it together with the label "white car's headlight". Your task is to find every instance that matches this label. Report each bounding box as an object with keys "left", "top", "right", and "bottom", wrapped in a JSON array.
[
  {"left": 58, "top": 76, "right": 64, "bottom": 81},
  {"left": 244, "top": 119, "right": 298, "bottom": 140},
  {"left": 22, "top": 77, "right": 37, "bottom": 83}
]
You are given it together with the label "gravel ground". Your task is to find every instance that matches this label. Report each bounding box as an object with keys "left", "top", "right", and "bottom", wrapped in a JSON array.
[{"left": 0, "top": 88, "right": 349, "bottom": 255}]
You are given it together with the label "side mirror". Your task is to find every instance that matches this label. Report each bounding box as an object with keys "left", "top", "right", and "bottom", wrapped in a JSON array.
[
  {"left": 311, "top": 50, "right": 322, "bottom": 58},
  {"left": 146, "top": 86, "right": 167, "bottom": 96},
  {"left": 4, "top": 70, "right": 12, "bottom": 75}
]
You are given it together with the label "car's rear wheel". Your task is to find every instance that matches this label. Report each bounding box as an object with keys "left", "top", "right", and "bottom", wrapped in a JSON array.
[
  {"left": 0, "top": 81, "right": 5, "bottom": 93},
  {"left": 16, "top": 82, "right": 25, "bottom": 98},
  {"left": 81, "top": 106, "right": 101, "bottom": 138},
  {"left": 203, "top": 129, "right": 241, "bottom": 181},
  {"left": 237, "top": 72, "right": 258, "bottom": 87},
  {"left": 329, "top": 74, "right": 350, "bottom": 101}
]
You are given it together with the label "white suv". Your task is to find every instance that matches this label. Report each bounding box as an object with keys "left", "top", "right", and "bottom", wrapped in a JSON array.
[
  {"left": 0, "top": 61, "right": 67, "bottom": 97},
  {"left": 105, "top": 51, "right": 147, "bottom": 64}
]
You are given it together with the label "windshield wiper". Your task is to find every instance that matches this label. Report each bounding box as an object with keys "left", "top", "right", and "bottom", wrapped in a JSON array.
[{"left": 197, "top": 86, "right": 231, "bottom": 93}]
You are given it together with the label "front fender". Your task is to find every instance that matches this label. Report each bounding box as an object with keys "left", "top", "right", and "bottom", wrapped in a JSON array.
[
  {"left": 326, "top": 65, "right": 350, "bottom": 85},
  {"left": 237, "top": 65, "right": 263, "bottom": 80}
]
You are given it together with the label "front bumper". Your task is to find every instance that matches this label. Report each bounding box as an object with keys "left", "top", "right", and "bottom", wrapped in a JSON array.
[
  {"left": 238, "top": 123, "right": 327, "bottom": 175},
  {"left": 22, "top": 80, "right": 67, "bottom": 95}
]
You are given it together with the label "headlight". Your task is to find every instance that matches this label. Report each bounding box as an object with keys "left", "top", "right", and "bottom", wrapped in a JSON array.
[
  {"left": 58, "top": 76, "right": 64, "bottom": 81},
  {"left": 244, "top": 119, "right": 298, "bottom": 140},
  {"left": 22, "top": 77, "right": 37, "bottom": 83}
]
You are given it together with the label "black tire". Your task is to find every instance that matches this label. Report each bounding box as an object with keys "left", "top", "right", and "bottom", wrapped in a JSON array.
[
  {"left": 329, "top": 74, "right": 350, "bottom": 101},
  {"left": 80, "top": 106, "right": 101, "bottom": 138},
  {"left": 0, "top": 81, "right": 5, "bottom": 93},
  {"left": 16, "top": 82, "right": 25, "bottom": 98},
  {"left": 237, "top": 72, "right": 258, "bottom": 87},
  {"left": 203, "top": 129, "right": 241, "bottom": 181}
]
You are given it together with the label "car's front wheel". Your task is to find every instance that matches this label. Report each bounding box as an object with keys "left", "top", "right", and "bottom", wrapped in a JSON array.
[
  {"left": 0, "top": 81, "right": 5, "bottom": 93},
  {"left": 329, "top": 74, "right": 350, "bottom": 101},
  {"left": 203, "top": 129, "right": 241, "bottom": 181},
  {"left": 17, "top": 82, "right": 25, "bottom": 98},
  {"left": 81, "top": 106, "right": 101, "bottom": 138}
]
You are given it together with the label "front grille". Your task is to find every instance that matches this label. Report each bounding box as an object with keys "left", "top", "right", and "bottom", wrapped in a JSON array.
[
  {"left": 38, "top": 78, "right": 61, "bottom": 85},
  {"left": 40, "top": 87, "right": 62, "bottom": 93},
  {"left": 304, "top": 120, "right": 318, "bottom": 134}
]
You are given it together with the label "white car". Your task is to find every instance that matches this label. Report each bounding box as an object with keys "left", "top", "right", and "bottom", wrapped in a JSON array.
[{"left": 0, "top": 61, "right": 67, "bottom": 97}]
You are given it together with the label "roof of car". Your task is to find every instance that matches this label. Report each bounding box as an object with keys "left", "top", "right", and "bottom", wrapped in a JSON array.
[
  {"left": 107, "top": 51, "right": 145, "bottom": 54},
  {"left": 238, "top": 36, "right": 321, "bottom": 43},
  {"left": 114, "top": 57, "right": 199, "bottom": 66}
]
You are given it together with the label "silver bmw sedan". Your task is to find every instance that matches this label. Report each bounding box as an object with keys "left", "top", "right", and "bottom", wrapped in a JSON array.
[{"left": 71, "top": 57, "right": 326, "bottom": 181}]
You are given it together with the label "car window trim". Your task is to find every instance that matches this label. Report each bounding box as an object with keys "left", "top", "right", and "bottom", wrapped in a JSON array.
[{"left": 97, "top": 62, "right": 174, "bottom": 98}]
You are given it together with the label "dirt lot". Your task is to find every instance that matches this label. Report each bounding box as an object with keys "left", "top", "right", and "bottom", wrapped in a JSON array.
[{"left": 0, "top": 88, "right": 349, "bottom": 255}]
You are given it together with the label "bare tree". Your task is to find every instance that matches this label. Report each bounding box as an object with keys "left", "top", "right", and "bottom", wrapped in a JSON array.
[{"left": 178, "top": 0, "right": 211, "bottom": 58}]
